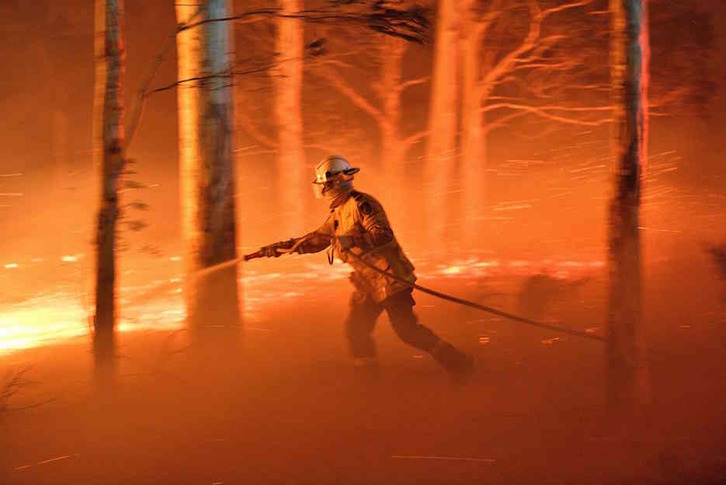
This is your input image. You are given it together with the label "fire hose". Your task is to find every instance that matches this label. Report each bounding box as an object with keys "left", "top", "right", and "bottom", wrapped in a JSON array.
[
  {"left": 232, "top": 237, "right": 607, "bottom": 343},
  {"left": 340, "top": 251, "right": 606, "bottom": 342}
]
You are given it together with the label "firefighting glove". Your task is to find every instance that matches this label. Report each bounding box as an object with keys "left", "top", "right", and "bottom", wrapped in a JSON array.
[
  {"left": 261, "top": 243, "right": 284, "bottom": 258},
  {"left": 260, "top": 241, "right": 287, "bottom": 258},
  {"left": 260, "top": 238, "right": 300, "bottom": 257}
]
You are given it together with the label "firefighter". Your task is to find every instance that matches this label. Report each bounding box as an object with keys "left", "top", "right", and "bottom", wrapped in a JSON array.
[{"left": 259, "top": 155, "right": 473, "bottom": 374}]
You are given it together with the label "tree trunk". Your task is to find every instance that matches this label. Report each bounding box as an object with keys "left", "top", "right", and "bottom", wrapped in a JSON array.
[
  {"left": 275, "top": 0, "right": 306, "bottom": 234},
  {"left": 51, "top": 109, "right": 69, "bottom": 190},
  {"left": 425, "top": 0, "right": 459, "bottom": 251},
  {"left": 380, "top": 36, "right": 406, "bottom": 222},
  {"left": 93, "top": 0, "right": 125, "bottom": 380},
  {"left": 43, "top": 0, "right": 71, "bottom": 192},
  {"left": 176, "top": 0, "right": 241, "bottom": 344},
  {"left": 607, "top": 0, "right": 650, "bottom": 411},
  {"left": 460, "top": 12, "right": 486, "bottom": 249}
]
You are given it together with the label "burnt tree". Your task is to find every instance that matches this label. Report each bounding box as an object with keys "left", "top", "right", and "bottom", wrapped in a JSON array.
[
  {"left": 607, "top": 0, "right": 650, "bottom": 409},
  {"left": 93, "top": 0, "right": 125, "bottom": 379}
]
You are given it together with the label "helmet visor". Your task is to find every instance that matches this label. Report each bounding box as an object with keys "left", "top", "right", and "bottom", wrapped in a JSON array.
[
  {"left": 312, "top": 167, "right": 360, "bottom": 184},
  {"left": 312, "top": 181, "right": 325, "bottom": 199}
]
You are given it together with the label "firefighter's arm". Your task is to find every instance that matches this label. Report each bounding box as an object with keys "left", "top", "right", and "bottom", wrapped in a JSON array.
[
  {"left": 288, "top": 216, "right": 334, "bottom": 254},
  {"left": 340, "top": 195, "right": 393, "bottom": 250},
  {"left": 256, "top": 217, "right": 332, "bottom": 257}
]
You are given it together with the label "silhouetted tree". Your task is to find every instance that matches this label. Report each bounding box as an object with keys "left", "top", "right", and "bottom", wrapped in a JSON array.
[
  {"left": 607, "top": 0, "right": 649, "bottom": 410},
  {"left": 459, "top": 0, "right": 604, "bottom": 248},
  {"left": 275, "top": 0, "right": 307, "bottom": 234},
  {"left": 231, "top": 0, "right": 430, "bottom": 230},
  {"left": 176, "top": 0, "right": 241, "bottom": 343},
  {"left": 425, "top": 0, "right": 459, "bottom": 250},
  {"left": 707, "top": 244, "right": 726, "bottom": 280},
  {"left": 93, "top": 0, "right": 125, "bottom": 380},
  {"left": 309, "top": 30, "right": 428, "bottom": 223},
  {"left": 452, "top": 0, "right": 713, "bottom": 250}
]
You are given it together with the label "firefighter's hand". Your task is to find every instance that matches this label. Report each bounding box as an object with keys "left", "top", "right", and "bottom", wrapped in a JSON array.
[{"left": 261, "top": 243, "right": 284, "bottom": 258}]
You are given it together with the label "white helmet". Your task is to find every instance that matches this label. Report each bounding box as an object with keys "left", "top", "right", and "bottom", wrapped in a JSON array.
[{"left": 312, "top": 155, "right": 359, "bottom": 198}]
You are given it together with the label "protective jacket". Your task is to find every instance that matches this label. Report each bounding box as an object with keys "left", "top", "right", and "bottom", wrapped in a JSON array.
[{"left": 293, "top": 190, "right": 416, "bottom": 302}]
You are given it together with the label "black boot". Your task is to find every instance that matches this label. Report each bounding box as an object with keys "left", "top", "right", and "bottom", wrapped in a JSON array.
[{"left": 431, "top": 341, "right": 474, "bottom": 376}]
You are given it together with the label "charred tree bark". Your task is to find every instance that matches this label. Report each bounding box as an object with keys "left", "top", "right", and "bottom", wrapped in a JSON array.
[
  {"left": 176, "top": 0, "right": 241, "bottom": 344},
  {"left": 275, "top": 0, "right": 306, "bottom": 234},
  {"left": 607, "top": 0, "right": 650, "bottom": 410},
  {"left": 425, "top": 0, "right": 459, "bottom": 250},
  {"left": 93, "top": 0, "right": 125, "bottom": 380}
]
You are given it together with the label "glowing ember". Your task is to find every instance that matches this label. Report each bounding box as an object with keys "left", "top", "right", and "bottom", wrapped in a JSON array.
[
  {"left": 440, "top": 266, "right": 463, "bottom": 275},
  {"left": 541, "top": 337, "right": 561, "bottom": 345}
]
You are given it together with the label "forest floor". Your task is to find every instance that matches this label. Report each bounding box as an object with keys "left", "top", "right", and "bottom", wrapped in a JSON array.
[{"left": 1, "top": 255, "right": 724, "bottom": 484}]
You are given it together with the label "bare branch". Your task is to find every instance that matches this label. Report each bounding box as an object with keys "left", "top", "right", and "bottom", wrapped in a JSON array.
[
  {"left": 0, "top": 366, "right": 41, "bottom": 416},
  {"left": 540, "top": 0, "right": 593, "bottom": 18},
  {"left": 313, "top": 58, "right": 358, "bottom": 70},
  {"left": 481, "top": 0, "right": 594, "bottom": 97},
  {"left": 403, "top": 130, "right": 429, "bottom": 149},
  {"left": 483, "top": 111, "right": 529, "bottom": 134},
  {"left": 649, "top": 86, "right": 692, "bottom": 109},
  {"left": 515, "top": 34, "right": 566, "bottom": 64},
  {"left": 482, "top": 102, "right": 612, "bottom": 126},
  {"left": 483, "top": 102, "right": 612, "bottom": 113},
  {"left": 237, "top": 111, "right": 278, "bottom": 150},
  {"left": 181, "top": 6, "right": 430, "bottom": 44},
  {"left": 123, "top": 1, "right": 428, "bottom": 159},
  {"left": 400, "top": 76, "right": 430, "bottom": 92},
  {"left": 148, "top": 73, "right": 230, "bottom": 95},
  {"left": 124, "top": 1, "right": 209, "bottom": 152},
  {"left": 512, "top": 59, "right": 578, "bottom": 72},
  {"left": 480, "top": 0, "right": 543, "bottom": 90},
  {"left": 313, "top": 66, "right": 384, "bottom": 124}
]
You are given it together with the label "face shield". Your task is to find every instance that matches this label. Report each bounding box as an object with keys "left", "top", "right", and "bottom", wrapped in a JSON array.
[
  {"left": 312, "top": 181, "right": 326, "bottom": 199},
  {"left": 312, "top": 168, "right": 333, "bottom": 199},
  {"left": 312, "top": 173, "right": 354, "bottom": 200},
  {"left": 311, "top": 155, "right": 360, "bottom": 200}
]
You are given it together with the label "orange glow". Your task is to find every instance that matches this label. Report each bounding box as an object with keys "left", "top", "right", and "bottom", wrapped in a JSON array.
[{"left": 0, "top": 256, "right": 606, "bottom": 355}]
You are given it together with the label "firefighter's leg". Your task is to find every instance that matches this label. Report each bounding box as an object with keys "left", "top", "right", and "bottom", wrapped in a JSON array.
[
  {"left": 384, "top": 290, "right": 473, "bottom": 374},
  {"left": 383, "top": 290, "right": 439, "bottom": 351},
  {"left": 344, "top": 291, "right": 382, "bottom": 360}
]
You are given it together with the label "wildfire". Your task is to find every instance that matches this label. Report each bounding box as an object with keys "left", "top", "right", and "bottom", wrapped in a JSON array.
[{"left": 0, "top": 253, "right": 607, "bottom": 355}]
